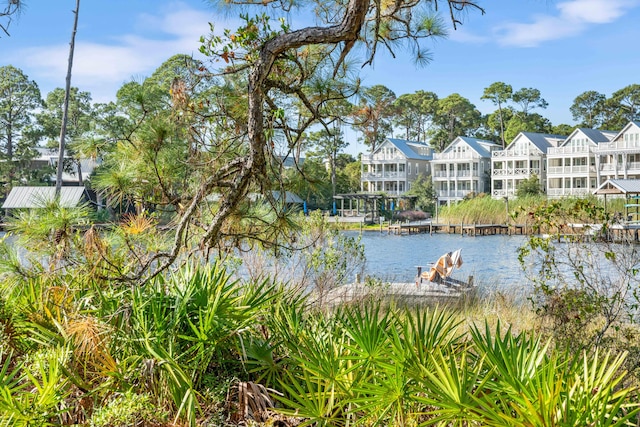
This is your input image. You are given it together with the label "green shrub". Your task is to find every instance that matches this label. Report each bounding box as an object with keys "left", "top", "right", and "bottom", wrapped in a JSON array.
[{"left": 90, "top": 391, "right": 166, "bottom": 427}]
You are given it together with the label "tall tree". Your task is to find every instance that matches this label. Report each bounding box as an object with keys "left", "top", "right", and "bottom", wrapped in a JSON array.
[
  {"left": 92, "top": 1, "right": 485, "bottom": 280},
  {"left": 37, "top": 88, "right": 93, "bottom": 145},
  {"left": 570, "top": 90, "right": 606, "bottom": 128},
  {"left": 609, "top": 84, "right": 640, "bottom": 123},
  {"left": 306, "top": 126, "right": 349, "bottom": 197},
  {"left": 0, "top": 65, "right": 42, "bottom": 162},
  {"left": 56, "top": 0, "right": 81, "bottom": 194},
  {"left": 512, "top": 87, "right": 548, "bottom": 116},
  {"left": 393, "top": 90, "right": 438, "bottom": 142},
  {"left": 430, "top": 93, "right": 481, "bottom": 151},
  {"left": 481, "top": 82, "right": 512, "bottom": 148},
  {"left": 504, "top": 112, "right": 553, "bottom": 142},
  {"left": 352, "top": 84, "right": 397, "bottom": 153},
  {"left": 0, "top": 65, "right": 43, "bottom": 192},
  {"left": 36, "top": 87, "right": 94, "bottom": 185}
]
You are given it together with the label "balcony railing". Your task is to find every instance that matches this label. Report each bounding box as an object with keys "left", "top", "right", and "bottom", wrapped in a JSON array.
[
  {"left": 492, "top": 189, "right": 515, "bottom": 198},
  {"left": 597, "top": 141, "right": 640, "bottom": 153},
  {"left": 492, "top": 168, "right": 541, "bottom": 176},
  {"left": 492, "top": 150, "right": 538, "bottom": 158},
  {"left": 362, "top": 172, "right": 407, "bottom": 180},
  {"left": 436, "top": 190, "right": 473, "bottom": 199},
  {"left": 547, "top": 188, "right": 591, "bottom": 196},
  {"left": 547, "top": 165, "right": 590, "bottom": 174},
  {"left": 432, "top": 152, "right": 481, "bottom": 161},
  {"left": 361, "top": 154, "right": 405, "bottom": 162},
  {"left": 547, "top": 146, "right": 591, "bottom": 155},
  {"left": 433, "top": 170, "right": 477, "bottom": 178}
]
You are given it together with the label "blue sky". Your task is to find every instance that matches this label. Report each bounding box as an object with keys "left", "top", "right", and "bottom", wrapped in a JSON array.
[{"left": 2, "top": 0, "right": 640, "bottom": 153}]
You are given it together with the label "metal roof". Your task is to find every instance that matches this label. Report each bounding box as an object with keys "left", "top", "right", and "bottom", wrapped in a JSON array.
[
  {"left": 519, "top": 132, "right": 567, "bottom": 153},
  {"left": 271, "top": 191, "right": 304, "bottom": 204},
  {"left": 2, "top": 186, "right": 86, "bottom": 209},
  {"left": 593, "top": 179, "right": 640, "bottom": 195},
  {"left": 384, "top": 138, "right": 433, "bottom": 160},
  {"left": 453, "top": 136, "right": 500, "bottom": 157},
  {"left": 575, "top": 128, "right": 616, "bottom": 144}
]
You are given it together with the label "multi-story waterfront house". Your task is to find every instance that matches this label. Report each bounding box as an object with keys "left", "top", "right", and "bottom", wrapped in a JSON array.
[
  {"left": 360, "top": 138, "right": 433, "bottom": 195},
  {"left": 491, "top": 132, "right": 566, "bottom": 199},
  {"left": 546, "top": 128, "right": 616, "bottom": 198},
  {"left": 595, "top": 121, "right": 640, "bottom": 185},
  {"left": 431, "top": 136, "right": 500, "bottom": 204}
]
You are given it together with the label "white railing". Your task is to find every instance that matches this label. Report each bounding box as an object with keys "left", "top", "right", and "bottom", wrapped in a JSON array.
[
  {"left": 547, "top": 165, "right": 589, "bottom": 174},
  {"left": 492, "top": 189, "right": 515, "bottom": 198},
  {"left": 492, "top": 150, "right": 535, "bottom": 158},
  {"left": 362, "top": 172, "right": 407, "bottom": 180},
  {"left": 361, "top": 154, "right": 405, "bottom": 162},
  {"left": 436, "top": 190, "right": 472, "bottom": 199},
  {"left": 547, "top": 188, "right": 591, "bottom": 197},
  {"left": 492, "top": 168, "right": 540, "bottom": 176},
  {"left": 433, "top": 152, "right": 480, "bottom": 161},
  {"left": 547, "top": 146, "right": 591, "bottom": 155}
]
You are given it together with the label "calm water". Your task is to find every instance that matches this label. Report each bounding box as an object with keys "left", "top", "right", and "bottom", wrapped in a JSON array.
[{"left": 345, "top": 231, "right": 531, "bottom": 295}]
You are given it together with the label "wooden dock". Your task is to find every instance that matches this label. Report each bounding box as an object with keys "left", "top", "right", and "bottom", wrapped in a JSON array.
[
  {"left": 324, "top": 280, "right": 474, "bottom": 305},
  {"left": 388, "top": 221, "right": 528, "bottom": 236}
]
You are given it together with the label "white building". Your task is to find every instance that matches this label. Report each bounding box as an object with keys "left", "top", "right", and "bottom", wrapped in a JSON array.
[
  {"left": 432, "top": 136, "right": 500, "bottom": 204},
  {"left": 491, "top": 132, "right": 566, "bottom": 199},
  {"left": 32, "top": 147, "right": 100, "bottom": 185},
  {"left": 360, "top": 138, "right": 432, "bottom": 195},
  {"left": 546, "top": 128, "right": 616, "bottom": 198},
  {"left": 595, "top": 121, "right": 640, "bottom": 184}
]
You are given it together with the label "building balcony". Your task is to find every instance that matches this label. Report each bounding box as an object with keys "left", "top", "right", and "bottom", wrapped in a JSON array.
[
  {"left": 547, "top": 188, "right": 592, "bottom": 197},
  {"left": 596, "top": 141, "right": 640, "bottom": 154},
  {"left": 362, "top": 172, "right": 407, "bottom": 180},
  {"left": 492, "top": 189, "right": 515, "bottom": 198},
  {"left": 492, "top": 150, "right": 539, "bottom": 158},
  {"left": 547, "top": 165, "right": 593, "bottom": 175},
  {"left": 491, "top": 168, "right": 541, "bottom": 177},
  {"left": 436, "top": 190, "right": 473, "bottom": 199},
  {"left": 432, "top": 152, "right": 482, "bottom": 161},
  {"left": 361, "top": 154, "right": 405, "bottom": 163},
  {"left": 547, "top": 146, "right": 591, "bottom": 155},
  {"left": 433, "top": 170, "right": 478, "bottom": 179}
]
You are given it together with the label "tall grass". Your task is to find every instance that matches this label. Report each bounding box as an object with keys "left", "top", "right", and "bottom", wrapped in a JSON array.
[{"left": 438, "top": 194, "right": 627, "bottom": 225}]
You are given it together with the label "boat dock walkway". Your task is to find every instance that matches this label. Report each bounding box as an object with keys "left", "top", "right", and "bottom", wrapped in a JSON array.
[
  {"left": 388, "top": 221, "right": 528, "bottom": 236},
  {"left": 324, "top": 280, "right": 473, "bottom": 305}
]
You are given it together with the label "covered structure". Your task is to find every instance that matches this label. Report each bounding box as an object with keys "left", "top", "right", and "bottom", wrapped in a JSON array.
[
  {"left": 332, "top": 193, "right": 418, "bottom": 220},
  {"left": 593, "top": 179, "right": 640, "bottom": 223}
]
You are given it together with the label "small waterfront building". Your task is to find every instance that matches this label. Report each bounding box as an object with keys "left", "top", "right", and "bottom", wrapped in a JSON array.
[
  {"left": 594, "top": 121, "right": 640, "bottom": 185},
  {"left": 491, "top": 132, "right": 566, "bottom": 199},
  {"left": 431, "top": 136, "right": 500, "bottom": 204},
  {"left": 546, "top": 128, "right": 616, "bottom": 198},
  {"left": 360, "top": 138, "right": 433, "bottom": 195}
]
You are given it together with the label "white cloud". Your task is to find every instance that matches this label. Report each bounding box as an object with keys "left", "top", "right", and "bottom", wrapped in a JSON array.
[
  {"left": 10, "top": 2, "right": 224, "bottom": 103},
  {"left": 447, "top": 28, "right": 490, "bottom": 44},
  {"left": 495, "top": 0, "right": 640, "bottom": 47}
]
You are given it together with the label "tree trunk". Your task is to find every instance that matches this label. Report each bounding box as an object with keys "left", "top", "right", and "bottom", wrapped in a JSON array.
[{"left": 55, "top": 0, "right": 80, "bottom": 196}]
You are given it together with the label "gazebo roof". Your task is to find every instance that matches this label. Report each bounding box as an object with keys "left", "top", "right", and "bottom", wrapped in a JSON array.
[{"left": 593, "top": 179, "right": 640, "bottom": 196}]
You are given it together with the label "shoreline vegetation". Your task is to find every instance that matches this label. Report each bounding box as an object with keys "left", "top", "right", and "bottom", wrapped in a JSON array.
[
  {"left": 331, "top": 194, "right": 631, "bottom": 234},
  {"left": 1, "top": 196, "right": 640, "bottom": 425}
]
